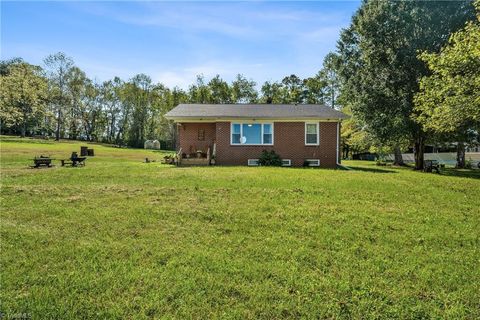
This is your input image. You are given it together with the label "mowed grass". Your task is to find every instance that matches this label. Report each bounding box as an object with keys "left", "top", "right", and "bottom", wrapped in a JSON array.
[{"left": 1, "top": 136, "right": 479, "bottom": 319}]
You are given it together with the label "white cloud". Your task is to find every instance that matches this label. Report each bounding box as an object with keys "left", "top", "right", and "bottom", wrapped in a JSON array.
[
  {"left": 301, "top": 26, "right": 345, "bottom": 43},
  {"left": 72, "top": 2, "right": 260, "bottom": 38},
  {"left": 71, "top": 2, "right": 349, "bottom": 40},
  {"left": 153, "top": 71, "right": 194, "bottom": 89},
  {"left": 151, "top": 61, "right": 267, "bottom": 89}
]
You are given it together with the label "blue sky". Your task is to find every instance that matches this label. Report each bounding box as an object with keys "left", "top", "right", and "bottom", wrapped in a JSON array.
[{"left": 1, "top": 1, "right": 360, "bottom": 89}]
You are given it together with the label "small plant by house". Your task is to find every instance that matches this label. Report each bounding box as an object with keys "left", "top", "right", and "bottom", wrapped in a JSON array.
[{"left": 258, "top": 150, "right": 282, "bottom": 166}]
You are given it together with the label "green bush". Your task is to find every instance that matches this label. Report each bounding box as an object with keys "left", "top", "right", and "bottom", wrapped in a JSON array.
[
  {"left": 465, "top": 159, "right": 472, "bottom": 169},
  {"left": 258, "top": 150, "right": 282, "bottom": 166}
]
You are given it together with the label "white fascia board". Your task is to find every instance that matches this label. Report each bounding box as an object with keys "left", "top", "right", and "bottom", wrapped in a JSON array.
[{"left": 167, "top": 117, "right": 343, "bottom": 123}]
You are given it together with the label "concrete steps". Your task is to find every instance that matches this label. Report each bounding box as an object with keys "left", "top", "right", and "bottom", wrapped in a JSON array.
[{"left": 179, "top": 158, "right": 210, "bottom": 166}]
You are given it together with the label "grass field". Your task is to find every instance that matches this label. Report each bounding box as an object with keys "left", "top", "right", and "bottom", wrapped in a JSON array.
[{"left": 1, "top": 136, "right": 479, "bottom": 319}]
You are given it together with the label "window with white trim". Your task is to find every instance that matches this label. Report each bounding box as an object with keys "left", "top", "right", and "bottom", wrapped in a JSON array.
[
  {"left": 305, "top": 122, "right": 319, "bottom": 145},
  {"left": 231, "top": 123, "right": 273, "bottom": 145},
  {"left": 305, "top": 159, "right": 320, "bottom": 167}
]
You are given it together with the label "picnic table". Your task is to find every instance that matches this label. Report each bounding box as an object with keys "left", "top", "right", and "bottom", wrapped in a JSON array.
[
  {"left": 424, "top": 160, "right": 440, "bottom": 173},
  {"left": 31, "top": 156, "right": 54, "bottom": 168}
]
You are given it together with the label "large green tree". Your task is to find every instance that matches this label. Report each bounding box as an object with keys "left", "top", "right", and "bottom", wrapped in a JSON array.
[
  {"left": 231, "top": 74, "right": 257, "bottom": 103},
  {"left": 281, "top": 74, "right": 305, "bottom": 104},
  {"left": 188, "top": 75, "right": 212, "bottom": 103},
  {"left": 208, "top": 75, "right": 232, "bottom": 104},
  {"left": 260, "top": 75, "right": 309, "bottom": 104},
  {"left": 260, "top": 81, "right": 287, "bottom": 104},
  {"left": 414, "top": 1, "right": 480, "bottom": 168},
  {"left": 126, "top": 74, "right": 152, "bottom": 147},
  {"left": 318, "top": 53, "right": 341, "bottom": 109},
  {"left": 100, "top": 77, "right": 123, "bottom": 142},
  {"left": 337, "top": 0, "right": 475, "bottom": 169},
  {"left": 303, "top": 75, "right": 326, "bottom": 104},
  {"left": 66, "top": 66, "right": 89, "bottom": 140},
  {"left": 44, "top": 52, "right": 75, "bottom": 140},
  {"left": 340, "top": 105, "right": 371, "bottom": 159},
  {"left": 0, "top": 62, "right": 48, "bottom": 137}
]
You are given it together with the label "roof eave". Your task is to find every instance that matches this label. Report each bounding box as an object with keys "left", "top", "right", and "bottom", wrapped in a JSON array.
[{"left": 165, "top": 116, "right": 347, "bottom": 122}]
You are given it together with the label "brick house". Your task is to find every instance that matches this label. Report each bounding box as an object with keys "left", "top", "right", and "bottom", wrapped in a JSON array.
[{"left": 165, "top": 104, "right": 348, "bottom": 168}]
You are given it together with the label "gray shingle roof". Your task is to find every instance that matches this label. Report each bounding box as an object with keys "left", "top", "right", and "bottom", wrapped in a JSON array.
[{"left": 165, "top": 104, "right": 348, "bottom": 120}]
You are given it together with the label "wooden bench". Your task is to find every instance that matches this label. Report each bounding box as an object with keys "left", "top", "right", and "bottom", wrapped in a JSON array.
[
  {"left": 61, "top": 157, "right": 86, "bottom": 167},
  {"left": 61, "top": 152, "right": 86, "bottom": 167}
]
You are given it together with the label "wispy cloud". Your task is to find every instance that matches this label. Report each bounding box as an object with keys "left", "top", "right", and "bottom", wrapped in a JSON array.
[
  {"left": 152, "top": 61, "right": 266, "bottom": 89},
  {"left": 2, "top": 1, "right": 359, "bottom": 88},
  {"left": 71, "top": 2, "right": 260, "bottom": 38},
  {"left": 71, "top": 1, "right": 349, "bottom": 39}
]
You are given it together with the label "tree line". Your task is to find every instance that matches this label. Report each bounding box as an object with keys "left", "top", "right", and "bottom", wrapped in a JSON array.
[{"left": 0, "top": 53, "right": 339, "bottom": 148}]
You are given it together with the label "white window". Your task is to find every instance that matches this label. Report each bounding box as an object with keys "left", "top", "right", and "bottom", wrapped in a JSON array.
[
  {"left": 305, "top": 122, "right": 319, "bottom": 145},
  {"left": 248, "top": 159, "right": 260, "bottom": 166},
  {"left": 231, "top": 123, "right": 273, "bottom": 145},
  {"left": 305, "top": 159, "right": 320, "bottom": 167},
  {"left": 281, "top": 159, "right": 292, "bottom": 167}
]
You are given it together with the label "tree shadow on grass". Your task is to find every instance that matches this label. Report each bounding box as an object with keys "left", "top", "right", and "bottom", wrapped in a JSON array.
[
  {"left": 439, "top": 168, "right": 480, "bottom": 180},
  {"left": 348, "top": 166, "right": 397, "bottom": 174}
]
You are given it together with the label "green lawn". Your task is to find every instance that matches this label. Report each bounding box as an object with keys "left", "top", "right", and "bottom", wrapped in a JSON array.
[{"left": 1, "top": 136, "right": 479, "bottom": 319}]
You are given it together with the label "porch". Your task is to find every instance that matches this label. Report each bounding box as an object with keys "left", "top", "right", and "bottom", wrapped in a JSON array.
[{"left": 175, "top": 143, "right": 216, "bottom": 166}]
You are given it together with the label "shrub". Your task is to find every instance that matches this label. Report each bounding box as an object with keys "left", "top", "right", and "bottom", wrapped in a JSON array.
[
  {"left": 465, "top": 159, "right": 472, "bottom": 169},
  {"left": 258, "top": 150, "right": 282, "bottom": 166},
  {"left": 376, "top": 160, "right": 388, "bottom": 166}
]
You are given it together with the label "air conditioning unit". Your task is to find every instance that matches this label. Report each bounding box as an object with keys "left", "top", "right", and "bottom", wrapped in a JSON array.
[{"left": 247, "top": 159, "right": 260, "bottom": 166}]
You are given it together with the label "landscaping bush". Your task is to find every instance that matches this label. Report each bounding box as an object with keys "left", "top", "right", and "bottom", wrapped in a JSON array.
[
  {"left": 376, "top": 160, "right": 388, "bottom": 166},
  {"left": 258, "top": 150, "right": 282, "bottom": 166},
  {"left": 465, "top": 159, "right": 473, "bottom": 169}
]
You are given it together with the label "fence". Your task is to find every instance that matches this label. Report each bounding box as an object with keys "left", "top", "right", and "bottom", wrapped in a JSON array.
[
  {"left": 385, "top": 152, "right": 480, "bottom": 166},
  {"left": 159, "top": 140, "right": 175, "bottom": 151}
]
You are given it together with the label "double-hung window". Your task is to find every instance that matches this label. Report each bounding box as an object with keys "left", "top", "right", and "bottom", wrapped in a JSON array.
[
  {"left": 231, "top": 123, "right": 273, "bottom": 145},
  {"left": 232, "top": 124, "right": 241, "bottom": 144},
  {"left": 305, "top": 122, "right": 319, "bottom": 145}
]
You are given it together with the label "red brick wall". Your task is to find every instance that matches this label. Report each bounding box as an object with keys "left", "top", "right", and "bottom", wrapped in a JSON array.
[
  {"left": 338, "top": 122, "right": 342, "bottom": 165},
  {"left": 177, "top": 123, "right": 216, "bottom": 154},
  {"left": 178, "top": 121, "right": 339, "bottom": 167}
]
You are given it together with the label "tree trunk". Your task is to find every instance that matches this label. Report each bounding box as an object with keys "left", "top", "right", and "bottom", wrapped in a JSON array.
[
  {"left": 456, "top": 142, "right": 466, "bottom": 169},
  {"left": 21, "top": 110, "right": 27, "bottom": 137},
  {"left": 55, "top": 106, "right": 61, "bottom": 141},
  {"left": 342, "top": 145, "right": 348, "bottom": 159},
  {"left": 393, "top": 146, "right": 404, "bottom": 166},
  {"left": 331, "top": 88, "right": 335, "bottom": 109},
  {"left": 83, "top": 120, "right": 90, "bottom": 141},
  {"left": 115, "top": 128, "right": 123, "bottom": 145},
  {"left": 110, "top": 115, "right": 116, "bottom": 143},
  {"left": 90, "top": 113, "right": 96, "bottom": 141},
  {"left": 414, "top": 136, "right": 425, "bottom": 170},
  {"left": 116, "top": 116, "right": 128, "bottom": 146},
  {"left": 71, "top": 120, "right": 77, "bottom": 140},
  {"left": 21, "top": 121, "right": 26, "bottom": 137}
]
